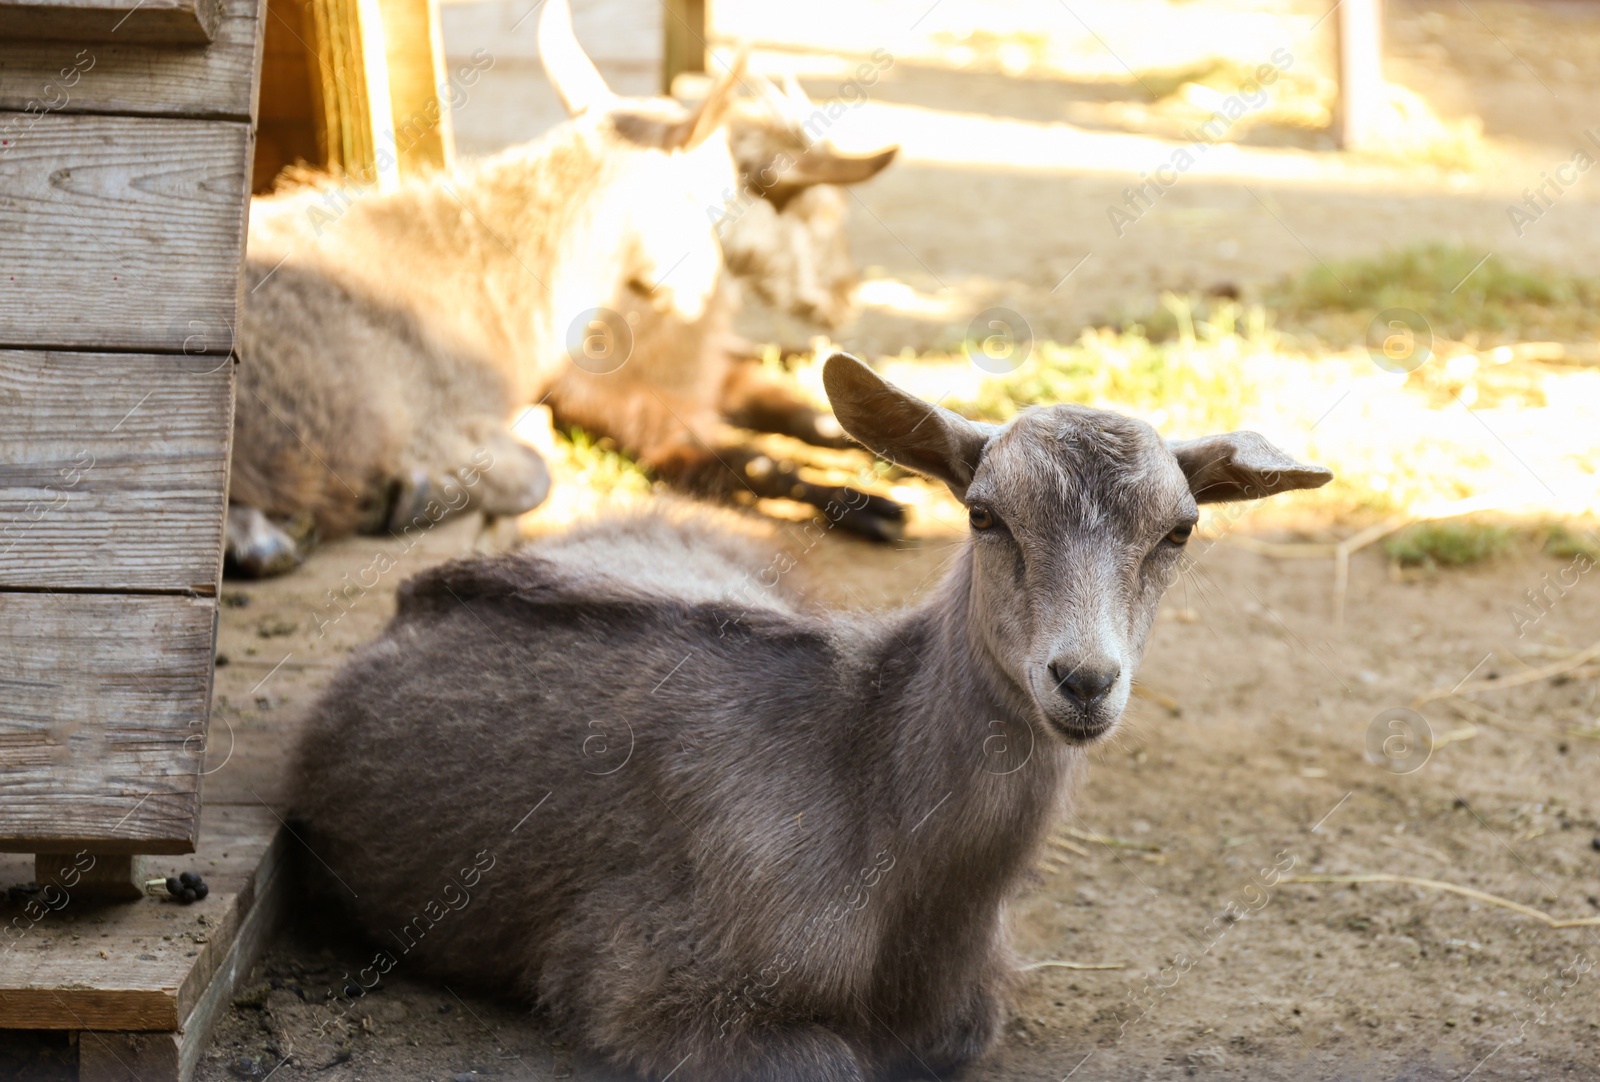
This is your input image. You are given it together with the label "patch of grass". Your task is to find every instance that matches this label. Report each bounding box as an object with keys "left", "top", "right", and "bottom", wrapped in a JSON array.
[
  {"left": 1268, "top": 245, "right": 1600, "bottom": 345},
  {"left": 1383, "top": 520, "right": 1516, "bottom": 568},
  {"left": 1134, "top": 58, "right": 1258, "bottom": 100},
  {"left": 822, "top": 282, "right": 1600, "bottom": 532},
  {"left": 1541, "top": 522, "right": 1600, "bottom": 561},
  {"left": 1123, "top": 55, "right": 1334, "bottom": 135},
  {"left": 556, "top": 427, "right": 652, "bottom": 495},
  {"left": 1108, "top": 293, "right": 1273, "bottom": 344},
  {"left": 954, "top": 295, "right": 1271, "bottom": 432}
]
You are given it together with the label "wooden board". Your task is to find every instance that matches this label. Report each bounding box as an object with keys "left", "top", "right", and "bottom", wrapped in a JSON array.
[
  {"left": 304, "top": 0, "right": 398, "bottom": 188},
  {"left": 661, "top": 0, "right": 705, "bottom": 94},
  {"left": 0, "top": 113, "right": 252, "bottom": 353},
  {"left": 0, "top": 351, "right": 233, "bottom": 593},
  {"left": 0, "top": 805, "right": 289, "bottom": 1035},
  {"left": 0, "top": 592, "right": 218, "bottom": 854},
  {"left": 0, "top": 0, "right": 266, "bottom": 121},
  {"left": 379, "top": 0, "right": 452, "bottom": 173},
  {"left": 1336, "top": 0, "right": 1384, "bottom": 150},
  {"left": 0, "top": 0, "right": 222, "bottom": 44}
]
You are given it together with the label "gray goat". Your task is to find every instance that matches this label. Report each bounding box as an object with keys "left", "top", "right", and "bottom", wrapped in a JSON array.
[{"left": 291, "top": 353, "right": 1331, "bottom": 1081}]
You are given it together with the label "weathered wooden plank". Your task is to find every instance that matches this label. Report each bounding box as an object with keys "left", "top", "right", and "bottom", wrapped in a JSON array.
[
  {"left": 0, "top": 0, "right": 265, "bottom": 120},
  {"left": 0, "top": 805, "right": 288, "bottom": 1035},
  {"left": 0, "top": 0, "right": 222, "bottom": 45},
  {"left": 78, "top": 1032, "right": 182, "bottom": 1082},
  {"left": 379, "top": 0, "right": 453, "bottom": 173},
  {"left": 36, "top": 852, "right": 149, "bottom": 901},
  {"left": 0, "top": 592, "right": 217, "bottom": 853},
  {"left": 0, "top": 351, "right": 233, "bottom": 593},
  {"left": 305, "top": 0, "right": 398, "bottom": 189},
  {"left": 0, "top": 114, "right": 252, "bottom": 353},
  {"left": 661, "top": 0, "right": 705, "bottom": 94}
]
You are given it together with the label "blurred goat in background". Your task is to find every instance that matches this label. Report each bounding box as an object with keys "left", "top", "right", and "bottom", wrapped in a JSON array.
[
  {"left": 546, "top": 40, "right": 903, "bottom": 541},
  {"left": 226, "top": 0, "right": 900, "bottom": 576}
]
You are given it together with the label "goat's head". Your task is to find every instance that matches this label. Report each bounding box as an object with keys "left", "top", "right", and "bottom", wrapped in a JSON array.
[
  {"left": 538, "top": 0, "right": 742, "bottom": 325},
  {"left": 718, "top": 76, "right": 898, "bottom": 327},
  {"left": 823, "top": 353, "right": 1332, "bottom": 744}
]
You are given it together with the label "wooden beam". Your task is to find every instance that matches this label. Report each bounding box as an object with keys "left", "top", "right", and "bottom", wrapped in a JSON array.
[
  {"left": 0, "top": 0, "right": 267, "bottom": 122},
  {"left": 76, "top": 815, "right": 290, "bottom": 1081},
  {"left": 35, "top": 853, "right": 149, "bottom": 902},
  {"left": 378, "top": 0, "right": 452, "bottom": 174},
  {"left": 0, "top": 592, "right": 218, "bottom": 854},
  {"left": 0, "top": 114, "right": 253, "bottom": 353},
  {"left": 0, "top": 0, "right": 222, "bottom": 45},
  {"left": 661, "top": 0, "right": 705, "bottom": 95},
  {"left": 303, "top": 0, "right": 397, "bottom": 188},
  {"left": 0, "top": 351, "right": 233, "bottom": 594},
  {"left": 78, "top": 1032, "right": 183, "bottom": 1082},
  {"left": 1335, "top": 0, "right": 1384, "bottom": 150}
]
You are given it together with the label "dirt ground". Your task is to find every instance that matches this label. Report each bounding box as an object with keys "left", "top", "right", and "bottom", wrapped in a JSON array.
[{"left": 190, "top": 1, "right": 1600, "bottom": 1079}]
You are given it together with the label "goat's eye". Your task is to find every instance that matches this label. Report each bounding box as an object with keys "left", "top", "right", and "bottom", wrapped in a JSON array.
[
  {"left": 969, "top": 505, "right": 997, "bottom": 531},
  {"left": 1165, "top": 524, "right": 1194, "bottom": 546}
]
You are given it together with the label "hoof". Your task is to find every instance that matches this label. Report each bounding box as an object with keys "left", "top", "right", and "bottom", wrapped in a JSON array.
[
  {"left": 834, "top": 500, "right": 906, "bottom": 543},
  {"left": 384, "top": 470, "right": 434, "bottom": 533},
  {"left": 825, "top": 488, "right": 906, "bottom": 543},
  {"left": 224, "top": 507, "right": 305, "bottom": 579}
]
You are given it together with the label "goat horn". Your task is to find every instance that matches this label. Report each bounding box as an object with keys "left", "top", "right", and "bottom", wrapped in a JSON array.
[
  {"left": 538, "top": 0, "right": 616, "bottom": 117},
  {"left": 782, "top": 73, "right": 815, "bottom": 114},
  {"left": 755, "top": 74, "right": 798, "bottom": 127},
  {"left": 762, "top": 72, "right": 817, "bottom": 140}
]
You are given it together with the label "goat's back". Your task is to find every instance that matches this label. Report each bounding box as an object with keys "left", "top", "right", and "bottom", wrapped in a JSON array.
[{"left": 291, "top": 509, "right": 890, "bottom": 1008}]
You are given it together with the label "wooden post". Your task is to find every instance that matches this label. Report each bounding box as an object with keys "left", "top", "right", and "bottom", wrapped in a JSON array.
[
  {"left": 1335, "top": 0, "right": 1384, "bottom": 150},
  {"left": 0, "top": 2, "right": 275, "bottom": 1076},
  {"left": 256, "top": 0, "right": 451, "bottom": 191},
  {"left": 379, "top": 0, "right": 454, "bottom": 172},
  {"left": 662, "top": 0, "right": 705, "bottom": 95},
  {"left": 35, "top": 853, "right": 149, "bottom": 902},
  {"left": 304, "top": 0, "right": 399, "bottom": 189}
]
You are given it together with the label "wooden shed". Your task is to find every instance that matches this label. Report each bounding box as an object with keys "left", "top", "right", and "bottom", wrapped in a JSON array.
[{"left": 0, "top": 0, "right": 272, "bottom": 1073}]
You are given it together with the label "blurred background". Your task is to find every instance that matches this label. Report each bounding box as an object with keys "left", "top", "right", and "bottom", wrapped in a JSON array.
[{"left": 404, "top": 0, "right": 1600, "bottom": 538}]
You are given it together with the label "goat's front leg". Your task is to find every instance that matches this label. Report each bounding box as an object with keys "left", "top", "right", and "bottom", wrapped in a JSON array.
[
  {"left": 223, "top": 505, "right": 309, "bottom": 579},
  {"left": 896, "top": 982, "right": 1004, "bottom": 1077},
  {"left": 374, "top": 424, "right": 553, "bottom": 536},
  {"left": 651, "top": 442, "right": 905, "bottom": 543},
  {"left": 623, "top": 1024, "right": 866, "bottom": 1082},
  {"left": 719, "top": 356, "right": 854, "bottom": 450},
  {"left": 874, "top": 957, "right": 1008, "bottom": 1078}
]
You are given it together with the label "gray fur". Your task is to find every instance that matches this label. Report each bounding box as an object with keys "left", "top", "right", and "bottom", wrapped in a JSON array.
[{"left": 291, "top": 353, "right": 1331, "bottom": 1080}]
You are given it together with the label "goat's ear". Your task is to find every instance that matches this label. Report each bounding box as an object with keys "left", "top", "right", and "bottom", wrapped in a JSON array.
[
  {"left": 784, "top": 145, "right": 898, "bottom": 189},
  {"left": 538, "top": 0, "right": 615, "bottom": 117},
  {"left": 1169, "top": 432, "right": 1332, "bottom": 504},
  {"left": 670, "top": 51, "right": 748, "bottom": 151},
  {"left": 823, "top": 352, "right": 994, "bottom": 497}
]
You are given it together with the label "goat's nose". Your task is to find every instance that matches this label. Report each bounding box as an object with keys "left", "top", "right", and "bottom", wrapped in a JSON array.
[{"left": 1048, "top": 658, "right": 1121, "bottom": 706}]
